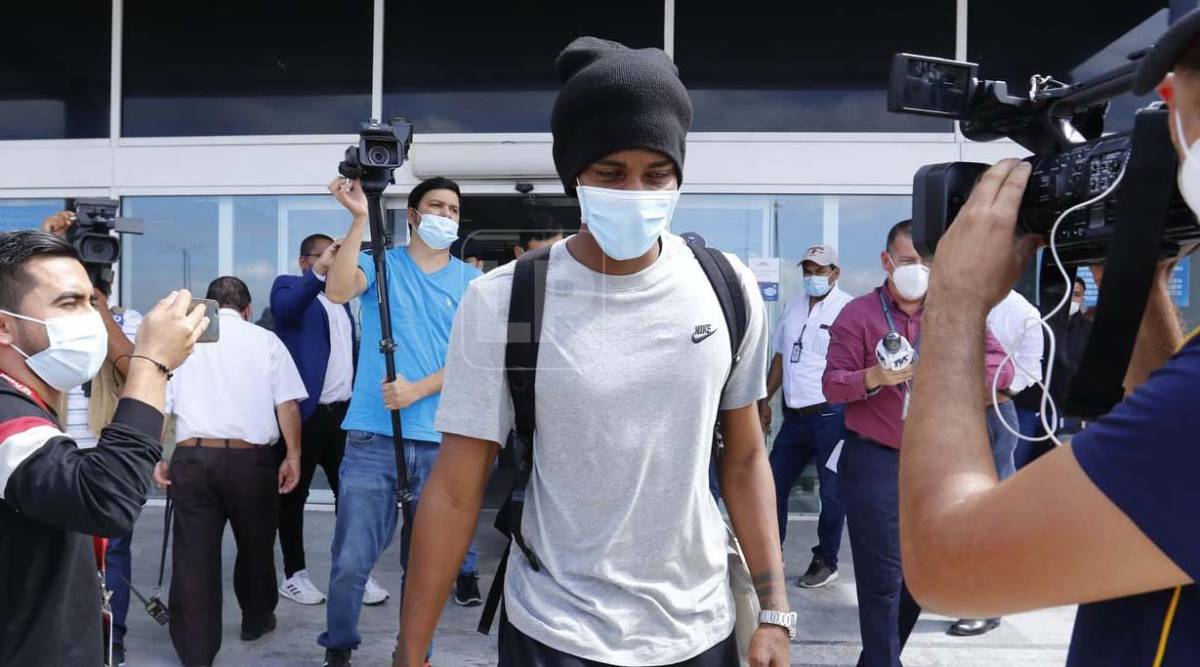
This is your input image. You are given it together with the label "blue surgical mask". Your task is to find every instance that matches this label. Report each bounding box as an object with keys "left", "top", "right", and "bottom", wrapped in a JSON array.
[
  {"left": 803, "top": 275, "right": 832, "bottom": 298},
  {"left": 576, "top": 185, "right": 680, "bottom": 261},
  {"left": 415, "top": 212, "right": 459, "bottom": 250}
]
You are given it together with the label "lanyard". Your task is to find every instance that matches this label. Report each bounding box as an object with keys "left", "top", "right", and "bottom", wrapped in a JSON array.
[{"left": 0, "top": 371, "right": 51, "bottom": 412}]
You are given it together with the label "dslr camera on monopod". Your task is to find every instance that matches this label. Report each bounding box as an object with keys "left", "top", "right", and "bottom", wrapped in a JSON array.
[{"left": 887, "top": 51, "right": 1200, "bottom": 418}]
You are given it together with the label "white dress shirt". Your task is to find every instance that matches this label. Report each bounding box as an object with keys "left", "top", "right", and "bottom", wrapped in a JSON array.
[
  {"left": 772, "top": 285, "right": 853, "bottom": 409},
  {"left": 167, "top": 309, "right": 308, "bottom": 445},
  {"left": 986, "top": 290, "right": 1045, "bottom": 394},
  {"left": 317, "top": 293, "right": 354, "bottom": 404}
]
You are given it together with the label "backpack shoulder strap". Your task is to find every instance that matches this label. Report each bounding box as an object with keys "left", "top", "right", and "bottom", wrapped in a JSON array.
[
  {"left": 505, "top": 246, "right": 551, "bottom": 450},
  {"left": 682, "top": 232, "right": 748, "bottom": 362},
  {"left": 481, "top": 246, "right": 551, "bottom": 636}
]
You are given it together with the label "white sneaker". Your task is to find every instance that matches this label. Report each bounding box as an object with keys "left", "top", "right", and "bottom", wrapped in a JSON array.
[
  {"left": 363, "top": 576, "right": 389, "bottom": 605},
  {"left": 279, "top": 570, "right": 326, "bottom": 605}
]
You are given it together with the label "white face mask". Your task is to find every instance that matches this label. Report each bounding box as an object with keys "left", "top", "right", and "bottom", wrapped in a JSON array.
[
  {"left": 887, "top": 255, "right": 930, "bottom": 301},
  {"left": 0, "top": 310, "right": 108, "bottom": 391},
  {"left": 576, "top": 185, "right": 680, "bottom": 261},
  {"left": 1175, "top": 108, "right": 1200, "bottom": 217},
  {"left": 414, "top": 212, "right": 459, "bottom": 250},
  {"left": 1069, "top": 300, "right": 1082, "bottom": 316}
]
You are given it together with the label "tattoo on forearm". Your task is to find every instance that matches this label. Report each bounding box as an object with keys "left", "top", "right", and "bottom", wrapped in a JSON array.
[{"left": 753, "top": 569, "right": 787, "bottom": 606}]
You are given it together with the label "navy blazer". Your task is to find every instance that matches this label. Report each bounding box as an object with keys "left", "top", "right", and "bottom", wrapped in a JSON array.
[{"left": 270, "top": 270, "right": 357, "bottom": 422}]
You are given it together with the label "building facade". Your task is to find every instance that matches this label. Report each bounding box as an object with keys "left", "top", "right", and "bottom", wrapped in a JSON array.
[{"left": 0, "top": 0, "right": 1191, "bottom": 506}]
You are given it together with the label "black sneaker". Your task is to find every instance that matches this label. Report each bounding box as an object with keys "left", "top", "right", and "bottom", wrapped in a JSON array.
[
  {"left": 796, "top": 558, "right": 839, "bottom": 588},
  {"left": 454, "top": 572, "right": 483, "bottom": 607},
  {"left": 239, "top": 613, "right": 277, "bottom": 641},
  {"left": 324, "top": 648, "right": 352, "bottom": 667},
  {"left": 112, "top": 643, "right": 126, "bottom": 667},
  {"left": 948, "top": 617, "right": 1001, "bottom": 636}
]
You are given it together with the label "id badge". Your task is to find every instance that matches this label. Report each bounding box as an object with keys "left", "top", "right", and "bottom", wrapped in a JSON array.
[{"left": 790, "top": 340, "right": 802, "bottom": 363}]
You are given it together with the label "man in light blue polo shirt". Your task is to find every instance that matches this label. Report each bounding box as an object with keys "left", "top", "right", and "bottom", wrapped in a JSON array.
[{"left": 316, "top": 175, "right": 481, "bottom": 667}]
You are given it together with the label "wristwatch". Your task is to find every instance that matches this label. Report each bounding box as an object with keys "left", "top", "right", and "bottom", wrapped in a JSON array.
[{"left": 758, "top": 609, "right": 798, "bottom": 640}]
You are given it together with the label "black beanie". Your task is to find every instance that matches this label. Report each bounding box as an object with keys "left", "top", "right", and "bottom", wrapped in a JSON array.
[{"left": 551, "top": 36, "right": 693, "bottom": 197}]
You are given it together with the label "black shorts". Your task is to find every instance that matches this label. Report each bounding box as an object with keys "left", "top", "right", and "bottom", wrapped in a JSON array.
[{"left": 498, "top": 613, "right": 739, "bottom": 667}]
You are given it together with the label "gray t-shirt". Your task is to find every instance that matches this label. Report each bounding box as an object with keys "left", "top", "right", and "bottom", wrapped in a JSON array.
[{"left": 436, "top": 233, "right": 768, "bottom": 665}]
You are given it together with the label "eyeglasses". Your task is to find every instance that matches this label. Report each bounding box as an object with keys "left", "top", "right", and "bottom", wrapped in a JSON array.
[{"left": 301, "top": 253, "right": 322, "bottom": 258}]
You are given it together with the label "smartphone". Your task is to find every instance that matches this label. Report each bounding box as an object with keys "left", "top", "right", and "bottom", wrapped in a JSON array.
[{"left": 190, "top": 298, "right": 220, "bottom": 343}]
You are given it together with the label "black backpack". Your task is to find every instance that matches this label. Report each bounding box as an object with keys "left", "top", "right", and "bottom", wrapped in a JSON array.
[{"left": 477, "top": 232, "right": 750, "bottom": 634}]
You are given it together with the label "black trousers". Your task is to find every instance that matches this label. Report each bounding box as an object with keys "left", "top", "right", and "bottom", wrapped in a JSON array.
[
  {"left": 277, "top": 400, "right": 348, "bottom": 577},
  {"left": 499, "top": 613, "right": 740, "bottom": 667},
  {"left": 168, "top": 445, "right": 280, "bottom": 667}
]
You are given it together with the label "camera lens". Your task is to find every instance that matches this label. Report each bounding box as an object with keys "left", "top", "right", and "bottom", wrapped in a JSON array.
[
  {"left": 80, "top": 236, "right": 119, "bottom": 264},
  {"left": 367, "top": 146, "right": 393, "bottom": 166}
]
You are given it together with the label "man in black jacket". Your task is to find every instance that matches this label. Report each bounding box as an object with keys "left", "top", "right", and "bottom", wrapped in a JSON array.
[{"left": 0, "top": 230, "right": 206, "bottom": 666}]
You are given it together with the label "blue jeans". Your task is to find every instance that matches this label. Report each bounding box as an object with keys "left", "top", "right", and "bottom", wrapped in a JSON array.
[
  {"left": 1014, "top": 407, "right": 1042, "bottom": 469},
  {"left": 319, "top": 432, "right": 477, "bottom": 651},
  {"left": 986, "top": 401, "right": 1019, "bottom": 481},
  {"left": 768, "top": 405, "right": 847, "bottom": 568},
  {"left": 840, "top": 434, "right": 920, "bottom": 667},
  {"left": 104, "top": 533, "right": 132, "bottom": 648}
]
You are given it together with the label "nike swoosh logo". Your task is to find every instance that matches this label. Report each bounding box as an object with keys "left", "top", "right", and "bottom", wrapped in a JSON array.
[{"left": 692, "top": 329, "right": 718, "bottom": 344}]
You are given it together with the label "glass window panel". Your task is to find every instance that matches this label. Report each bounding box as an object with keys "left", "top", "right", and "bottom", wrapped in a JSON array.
[
  {"left": 0, "top": 200, "right": 68, "bottom": 232},
  {"left": 383, "top": 0, "right": 662, "bottom": 133},
  {"left": 123, "top": 1, "right": 372, "bottom": 136},
  {"left": 969, "top": 3, "right": 1167, "bottom": 134},
  {"left": 675, "top": 2, "right": 955, "bottom": 132},
  {"left": 121, "top": 196, "right": 351, "bottom": 317},
  {"left": 0, "top": 4, "right": 110, "bottom": 139},
  {"left": 673, "top": 195, "right": 769, "bottom": 264},
  {"left": 120, "top": 198, "right": 221, "bottom": 315},
  {"left": 832, "top": 196, "right": 914, "bottom": 297},
  {"left": 775, "top": 197, "right": 826, "bottom": 307}
]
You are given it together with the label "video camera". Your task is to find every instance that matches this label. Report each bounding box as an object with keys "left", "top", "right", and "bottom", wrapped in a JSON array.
[
  {"left": 887, "top": 52, "right": 1200, "bottom": 418},
  {"left": 338, "top": 119, "right": 414, "bottom": 196},
  {"left": 888, "top": 53, "right": 1200, "bottom": 264},
  {"left": 64, "top": 198, "right": 143, "bottom": 293}
]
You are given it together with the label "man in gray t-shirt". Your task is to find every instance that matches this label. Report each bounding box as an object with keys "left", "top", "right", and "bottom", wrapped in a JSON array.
[{"left": 395, "top": 36, "right": 792, "bottom": 667}]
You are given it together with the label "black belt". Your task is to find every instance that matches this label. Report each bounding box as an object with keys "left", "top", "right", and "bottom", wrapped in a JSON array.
[
  {"left": 315, "top": 400, "right": 349, "bottom": 413},
  {"left": 784, "top": 402, "right": 831, "bottom": 417}
]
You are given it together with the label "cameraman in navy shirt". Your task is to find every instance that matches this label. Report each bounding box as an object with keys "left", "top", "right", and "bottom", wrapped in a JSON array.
[{"left": 898, "top": 12, "right": 1200, "bottom": 667}]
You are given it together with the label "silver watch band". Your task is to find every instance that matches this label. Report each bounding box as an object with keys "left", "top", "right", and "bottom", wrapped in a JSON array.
[{"left": 758, "top": 609, "right": 798, "bottom": 640}]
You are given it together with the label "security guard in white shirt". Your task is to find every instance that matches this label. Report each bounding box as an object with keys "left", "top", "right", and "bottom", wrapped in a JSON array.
[
  {"left": 763, "top": 244, "right": 853, "bottom": 588},
  {"left": 152, "top": 276, "right": 308, "bottom": 667}
]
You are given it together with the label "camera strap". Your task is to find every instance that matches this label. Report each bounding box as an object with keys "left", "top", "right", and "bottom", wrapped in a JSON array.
[{"left": 1066, "top": 107, "right": 1176, "bottom": 418}]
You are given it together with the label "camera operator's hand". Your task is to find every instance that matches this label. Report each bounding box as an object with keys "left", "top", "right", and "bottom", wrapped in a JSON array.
[
  {"left": 928, "top": 159, "right": 1042, "bottom": 312},
  {"left": 758, "top": 399, "right": 773, "bottom": 432},
  {"left": 382, "top": 376, "right": 422, "bottom": 410},
  {"left": 313, "top": 239, "right": 341, "bottom": 277},
  {"left": 153, "top": 461, "right": 170, "bottom": 489},
  {"left": 134, "top": 290, "right": 209, "bottom": 371},
  {"left": 41, "top": 210, "right": 77, "bottom": 237},
  {"left": 865, "top": 362, "right": 916, "bottom": 391},
  {"left": 328, "top": 176, "right": 369, "bottom": 220}
]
